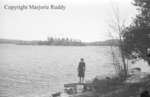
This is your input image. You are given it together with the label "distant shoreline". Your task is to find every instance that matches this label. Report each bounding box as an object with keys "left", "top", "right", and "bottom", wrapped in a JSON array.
[{"left": 0, "top": 38, "right": 119, "bottom": 46}]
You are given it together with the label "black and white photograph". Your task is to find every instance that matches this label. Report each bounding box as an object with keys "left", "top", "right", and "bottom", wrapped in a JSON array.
[{"left": 0, "top": 0, "right": 150, "bottom": 97}]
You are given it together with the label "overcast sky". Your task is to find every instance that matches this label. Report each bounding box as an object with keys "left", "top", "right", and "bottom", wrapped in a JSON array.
[{"left": 0, "top": 0, "right": 137, "bottom": 42}]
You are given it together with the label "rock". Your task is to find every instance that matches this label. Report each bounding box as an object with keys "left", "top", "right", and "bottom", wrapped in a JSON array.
[
  {"left": 126, "top": 72, "right": 149, "bottom": 83},
  {"left": 129, "top": 67, "right": 141, "bottom": 76},
  {"left": 52, "top": 92, "right": 61, "bottom": 97},
  {"left": 60, "top": 92, "right": 70, "bottom": 97},
  {"left": 105, "top": 77, "right": 111, "bottom": 80}
]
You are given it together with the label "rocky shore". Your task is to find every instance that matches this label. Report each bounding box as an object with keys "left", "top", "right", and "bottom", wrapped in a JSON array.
[{"left": 51, "top": 67, "right": 150, "bottom": 97}]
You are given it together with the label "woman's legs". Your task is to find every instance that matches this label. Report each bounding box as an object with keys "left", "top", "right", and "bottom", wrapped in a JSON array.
[
  {"left": 81, "top": 77, "right": 84, "bottom": 83},
  {"left": 79, "top": 77, "right": 81, "bottom": 83}
]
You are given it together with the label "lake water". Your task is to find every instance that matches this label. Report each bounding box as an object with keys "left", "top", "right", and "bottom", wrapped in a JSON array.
[{"left": 0, "top": 44, "right": 116, "bottom": 97}]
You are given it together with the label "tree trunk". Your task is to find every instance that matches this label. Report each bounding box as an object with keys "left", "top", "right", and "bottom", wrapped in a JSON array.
[{"left": 119, "top": 37, "right": 128, "bottom": 80}]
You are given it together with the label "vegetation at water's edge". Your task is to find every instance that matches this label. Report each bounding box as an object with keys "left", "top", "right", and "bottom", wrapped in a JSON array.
[{"left": 91, "top": 0, "right": 150, "bottom": 96}]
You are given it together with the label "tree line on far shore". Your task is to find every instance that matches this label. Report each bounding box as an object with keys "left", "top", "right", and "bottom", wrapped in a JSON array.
[
  {"left": 0, "top": 37, "right": 120, "bottom": 46},
  {"left": 0, "top": 37, "right": 84, "bottom": 46},
  {"left": 44, "top": 37, "right": 85, "bottom": 46}
]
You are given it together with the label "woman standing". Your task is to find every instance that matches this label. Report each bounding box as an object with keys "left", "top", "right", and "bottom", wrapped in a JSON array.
[{"left": 78, "top": 58, "right": 86, "bottom": 83}]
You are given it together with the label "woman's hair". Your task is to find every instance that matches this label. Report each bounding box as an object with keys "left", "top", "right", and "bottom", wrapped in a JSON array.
[{"left": 80, "top": 58, "right": 84, "bottom": 61}]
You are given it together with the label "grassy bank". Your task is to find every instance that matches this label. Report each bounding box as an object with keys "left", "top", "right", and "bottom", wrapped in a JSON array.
[{"left": 89, "top": 73, "right": 150, "bottom": 97}]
